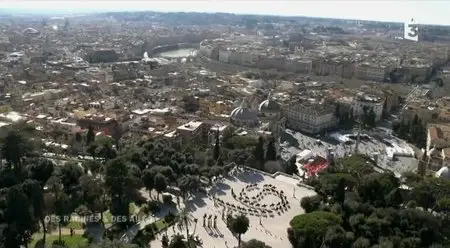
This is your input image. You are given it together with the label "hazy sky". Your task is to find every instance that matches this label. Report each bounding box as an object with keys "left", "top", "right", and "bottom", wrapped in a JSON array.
[{"left": 2, "top": 0, "right": 449, "bottom": 25}]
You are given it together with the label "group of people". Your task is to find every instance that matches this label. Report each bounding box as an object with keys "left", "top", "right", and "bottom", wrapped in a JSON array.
[{"left": 214, "top": 183, "right": 290, "bottom": 218}]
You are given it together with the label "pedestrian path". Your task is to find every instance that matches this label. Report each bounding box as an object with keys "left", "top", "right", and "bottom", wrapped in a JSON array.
[{"left": 120, "top": 216, "right": 160, "bottom": 243}]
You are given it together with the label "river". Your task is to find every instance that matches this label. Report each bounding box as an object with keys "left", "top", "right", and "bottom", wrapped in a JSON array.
[{"left": 157, "top": 48, "right": 197, "bottom": 58}]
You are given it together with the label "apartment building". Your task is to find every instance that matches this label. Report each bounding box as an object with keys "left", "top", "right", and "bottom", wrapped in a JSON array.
[
  {"left": 176, "top": 120, "right": 209, "bottom": 143},
  {"left": 77, "top": 114, "right": 118, "bottom": 136},
  {"left": 355, "top": 63, "right": 389, "bottom": 82},
  {"left": 285, "top": 101, "right": 336, "bottom": 134},
  {"left": 352, "top": 92, "right": 384, "bottom": 121}
]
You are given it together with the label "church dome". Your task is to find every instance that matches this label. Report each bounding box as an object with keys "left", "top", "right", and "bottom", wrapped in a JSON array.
[
  {"left": 258, "top": 92, "right": 280, "bottom": 113},
  {"left": 436, "top": 166, "right": 450, "bottom": 180},
  {"left": 23, "top": 27, "right": 40, "bottom": 35},
  {"left": 230, "top": 101, "right": 258, "bottom": 121},
  {"left": 259, "top": 99, "right": 280, "bottom": 113}
]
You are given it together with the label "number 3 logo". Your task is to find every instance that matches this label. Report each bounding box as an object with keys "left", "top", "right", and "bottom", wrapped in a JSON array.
[{"left": 408, "top": 24, "right": 418, "bottom": 37}]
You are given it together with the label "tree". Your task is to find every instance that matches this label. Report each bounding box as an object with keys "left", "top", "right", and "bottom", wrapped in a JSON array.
[
  {"left": 86, "top": 125, "right": 95, "bottom": 145},
  {"left": 111, "top": 123, "right": 123, "bottom": 150},
  {"left": 254, "top": 136, "right": 265, "bottom": 170},
  {"left": 286, "top": 155, "right": 298, "bottom": 175},
  {"left": 366, "top": 108, "right": 376, "bottom": 129},
  {"left": 361, "top": 107, "right": 376, "bottom": 130},
  {"left": 229, "top": 214, "right": 250, "bottom": 247},
  {"left": 28, "top": 158, "right": 54, "bottom": 188},
  {"left": 323, "top": 225, "right": 348, "bottom": 248},
  {"left": 288, "top": 211, "right": 342, "bottom": 248},
  {"left": 435, "top": 197, "right": 450, "bottom": 216},
  {"left": 4, "top": 185, "right": 38, "bottom": 248},
  {"left": 22, "top": 180, "right": 47, "bottom": 244},
  {"left": 241, "top": 239, "right": 272, "bottom": 248},
  {"left": 142, "top": 169, "right": 155, "bottom": 197},
  {"left": 58, "top": 162, "right": 84, "bottom": 194},
  {"left": 79, "top": 174, "right": 108, "bottom": 228},
  {"left": 153, "top": 173, "right": 168, "bottom": 197},
  {"left": 213, "top": 130, "right": 221, "bottom": 161},
  {"left": 265, "top": 136, "right": 277, "bottom": 162},
  {"left": 1, "top": 130, "right": 33, "bottom": 175},
  {"left": 95, "top": 142, "right": 117, "bottom": 160},
  {"left": 177, "top": 175, "right": 201, "bottom": 200},
  {"left": 81, "top": 239, "right": 139, "bottom": 248},
  {"left": 177, "top": 209, "right": 191, "bottom": 247},
  {"left": 300, "top": 195, "right": 322, "bottom": 213},
  {"left": 75, "top": 132, "right": 82, "bottom": 143},
  {"left": 54, "top": 192, "right": 72, "bottom": 242},
  {"left": 82, "top": 160, "right": 102, "bottom": 175},
  {"left": 334, "top": 104, "right": 341, "bottom": 119},
  {"left": 169, "top": 234, "right": 186, "bottom": 248},
  {"left": 162, "top": 235, "right": 170, "bottom": 248},
  {"left": 105, "top": 157, "right": 139, "bottom": 225}
]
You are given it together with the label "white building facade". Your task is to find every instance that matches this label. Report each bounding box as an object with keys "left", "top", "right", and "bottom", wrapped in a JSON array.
[{"left": 285, "top": 102, "right": 337, "bottom": 134}]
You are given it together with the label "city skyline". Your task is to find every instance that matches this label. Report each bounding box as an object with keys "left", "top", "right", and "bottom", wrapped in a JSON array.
[{"left": 1, "top": 0, "right": 449, "bottom": 26}]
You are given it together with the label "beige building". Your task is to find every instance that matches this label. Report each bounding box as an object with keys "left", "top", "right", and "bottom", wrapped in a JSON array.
[
  {"left": 352, "top": 93, "right": 384, "bottom": 122},
  {"left": 176, "top": 120, "right": 206, "bottom": 142},
  {"left": 426, "top": 123, "right": 450, "bottom": 170},
  {"left": 355, "top": 63, "right": 389, "bottom": 82},
  {"left": 285, "top": 101, "right": 336, "bottom": 134}
]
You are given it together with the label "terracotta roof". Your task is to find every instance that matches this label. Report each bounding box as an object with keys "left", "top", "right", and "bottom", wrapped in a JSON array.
[{"left": 429, "top": 126, "right": 440, "bottom": 140}]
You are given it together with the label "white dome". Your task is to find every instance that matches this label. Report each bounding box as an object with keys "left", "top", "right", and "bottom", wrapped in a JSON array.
[
  {"left": 258, "top": 92, "right": 280, "bottom": 113},
  {"left": 259, "top": 99, "right": 280, "bottom": 113},
  {"left": 23, "top": 27, "right": 39, "bottom": 34},
  {"left": 436, "top": 166, "right": 450, "bottom": 180},
  {"left": 230, "top": 100, "right": 257, "bottom": 121}
]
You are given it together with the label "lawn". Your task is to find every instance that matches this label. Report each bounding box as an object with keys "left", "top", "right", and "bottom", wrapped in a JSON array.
[
  {"left": 66, "top": 221, "right": 84, "bottom": 230},
  {"left": 30, "top": 234, "right": 88, "bottom": 248},
  {"left": 103, "top": 211, "right": 113, "bottom": 224},
  {"left": 129, "top": 202, "right": 138, "bottom": 214},
  {"left": 154, "top": 219, "right": 168, "bottom": 231},
  {"left": 102, "top": 203, "right": 139, "bottom": 224}
]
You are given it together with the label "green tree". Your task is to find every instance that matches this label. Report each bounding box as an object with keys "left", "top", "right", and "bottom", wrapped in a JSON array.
[
  {"left": 54, "top": 192, "right": 72, "bottom": 242},
  {"left": 177, "top": 209, "right": 191, "bottom": 247},
  {"left": 241, "top": 239, "right": 272, "bottom": 248},
  {"left": 81, "top": 239, "right": 139, "bottom": 248},
  {"left": 213, "top": 130, "right": 221, "bottom": 161},
  {"left": 323, "top": 225, "right": 348, "bottom": 248},
  {"left": 105, "top": 157, "right": 139, "bottom": 225},
  {"left": 334, "top": 104, "right": 341, "bottom": 119},
  {"left": 82, "top": 160, "right": 102, "bottom": 175},
  {"left": 300, "top": 195, "right": 322, "bottom": 213},
  {"left": 1, "top": 130, "right": 33, "bottom": 175},
  {"left": 169, "top": 234, "right": 186, "bottom": 248},
  {"left": 75, "top": 132, "right": 82, "bottom": 143},
  {"left": 229, "top": 214, "right": 250, "bottom": 247},
  {"left": 254, "top": 136, "right": 265, "bottom": 170},
  {"left": 435, "top": 197, "right": 450, "bottom": 216},
  {"left": 58, "top": 162, "right": 84, "bottom": 194},
  {"left": 162, "top": 235, "right": 170, "bottom": 248},
  {"left": 4, "top": 185, "right": 38, "bottom": 248},
  {"left": 286, "top": 155, "right": 299, "bottom": 175},
  {"left": 154, "top": 173, "right": 168, "bottom": 197},
  {"left": 28, "top": 158, "right": 54, "bottom": 188},
  {"left": 79, "top": 174, "right": 109, "bottom": 228},
  {"left": 265, "top": 136, "right": 277, "bottom": 162},
  {"left": 111, "top": 123, "right": 122, "bottom": 150},
  {"left": 86, "top": 125, "right": 95, "bottom": 145},
  {"left": 142, "top": 168, "right": 155, "bottom": 198},
  {"left": 21, "top": 180, "right": 47, "bottom": 244},
  {"left": 288, "top": 211, "right": 342, "bottom": 248}
]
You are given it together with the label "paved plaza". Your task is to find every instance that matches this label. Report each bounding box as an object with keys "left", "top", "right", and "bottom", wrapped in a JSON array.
[
  {"left": 280, "top": 129, "right": 419, "bottom": 177},
  {"left": 150, "top": 168, "right": 316, "bottom": 248}
]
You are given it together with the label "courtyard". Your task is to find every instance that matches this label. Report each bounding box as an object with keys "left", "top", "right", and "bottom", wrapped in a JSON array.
[
  {"left": 280, "top": 128, "right": 419, "bottom": 177},
  {"left": 149, "top": 167, "right": 316, "bottom": 248}
]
